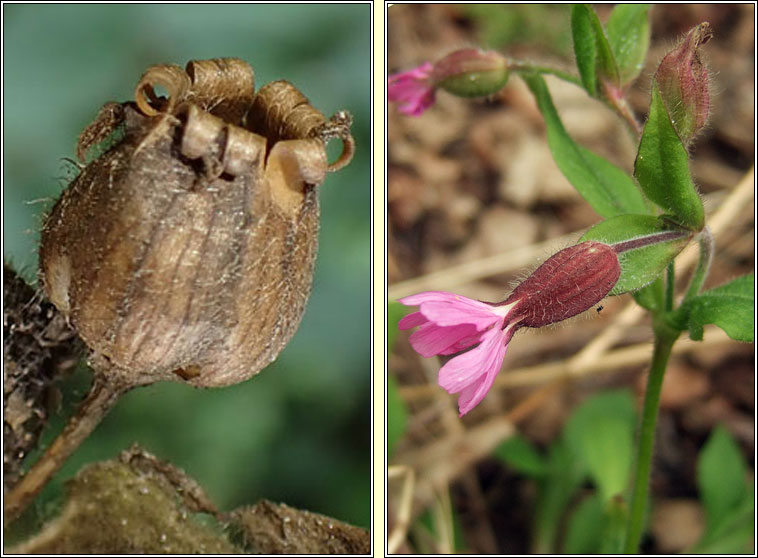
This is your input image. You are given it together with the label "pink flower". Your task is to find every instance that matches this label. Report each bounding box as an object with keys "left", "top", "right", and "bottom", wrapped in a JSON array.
[
  {"left": 389, "top": 49, "right": 510, "bottom": 116},
  {"left": 399, "top": 291, "right": 519, "bottom": 416},
  {"left": 398, "top": 242, "right": 621, "bottom": 416},
  {"left": 388, "top": 62, "right": 436, "bottom": 116}
]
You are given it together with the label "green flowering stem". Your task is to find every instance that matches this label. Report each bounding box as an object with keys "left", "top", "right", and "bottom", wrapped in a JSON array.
[
  {"left": 603, "top": 83, "right": 643, "bottom": 139},
  {"left": 511, "top": 58, "right": 642, "bottom": 138},
  {"left": 682, "top": 226, "right": 714, "bottom": 303},
  {"left": 509, "top": 61, "right": 583, "bottom": 89},
  {"left": 665, "top": 261, "right": 675, "bottom": 311},
  {"left": 624, "top": 317, "right": 679, "bottom": 553}
]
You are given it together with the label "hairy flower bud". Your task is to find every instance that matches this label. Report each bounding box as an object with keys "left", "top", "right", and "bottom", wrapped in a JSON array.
[
  {"left": 654, "top": 22, "right": 712, "bottom": 143},
  {"left": 431, "top": 48, "right": 510, "bottom": 98},
  {"left": 388, "top": 48, "right": 509, "bottom": 116},
  {"left": 504, "top": 241, "right": 621, "bottom": 328}
]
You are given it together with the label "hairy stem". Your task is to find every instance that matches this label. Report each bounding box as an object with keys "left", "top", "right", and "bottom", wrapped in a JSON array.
[
  {"left": 612, "top": 94, "right": 643, "bottom": 139},
  {"left": 683, "top": 226, "right": 714, "bottom": 302},
  {"left": 509, "top": 61, "right": 583, "bottom": 88},
  {"left": 4, "top": 375, "right": 129, "bottom": 523},
  {"left": 665, "top": 261, "right": 675, "bottom": 311},
  {"left": 623, "top": 318, "right": 679, "bottom": 553}
]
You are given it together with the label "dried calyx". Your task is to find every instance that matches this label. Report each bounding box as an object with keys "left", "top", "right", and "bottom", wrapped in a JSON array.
[{"left": 41, "top": 58, "right": 354, "bottom": 389}]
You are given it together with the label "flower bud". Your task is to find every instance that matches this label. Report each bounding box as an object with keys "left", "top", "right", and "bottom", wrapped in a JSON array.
[
  {"left": 387, "top": 62, "right": 436, "bottom": 116},
  {"left": 654, "top": 22, "right": 712, "bottom": 143},
  {"left": 504, "top": 241, "right": 621, "bottom": 328},
  {"left": 431, "top": 48, "right": 510, "bottom": 98}
]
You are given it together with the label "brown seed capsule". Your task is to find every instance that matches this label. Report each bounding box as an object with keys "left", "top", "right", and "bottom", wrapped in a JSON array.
[{"left": 39, "top": 58, "right": 354, "bottom": 388}]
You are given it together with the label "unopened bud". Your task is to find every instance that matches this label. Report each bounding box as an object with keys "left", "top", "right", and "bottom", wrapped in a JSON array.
[
  {"left": 503, "top": 241, "right": 621, "bottom": 328},
  {"left": 654, "top": 22, "right": 712, "bottom": 143},
  {"left": 431, "top": 48, "right": 510, "bottom": 98}
]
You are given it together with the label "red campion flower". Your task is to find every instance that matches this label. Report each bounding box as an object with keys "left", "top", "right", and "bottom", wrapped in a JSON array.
[{"left": 399, "top": 242, "right": 621, "bottom": 416}]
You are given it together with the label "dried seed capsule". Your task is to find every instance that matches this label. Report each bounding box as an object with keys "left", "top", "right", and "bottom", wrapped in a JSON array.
[{"left": 39, "top": 58, "right": 354, "bottom": 388}]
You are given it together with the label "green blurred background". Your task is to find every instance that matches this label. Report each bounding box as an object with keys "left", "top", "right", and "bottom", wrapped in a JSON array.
[{"left": 3, "top": 4, "right": 370, "bottom": 528}]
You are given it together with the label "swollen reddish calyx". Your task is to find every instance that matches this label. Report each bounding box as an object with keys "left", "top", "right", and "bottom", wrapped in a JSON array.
[{"left": 502, "top": 241, "right": 621, "bottom": 328}]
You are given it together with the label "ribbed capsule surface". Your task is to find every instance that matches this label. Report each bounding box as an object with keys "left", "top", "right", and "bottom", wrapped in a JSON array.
[
  {"left": 39, "top": 58, "right": 354, "bottom": 388},
  {"left": 504, "top": 241, "right": 621, "bottom": 328}
]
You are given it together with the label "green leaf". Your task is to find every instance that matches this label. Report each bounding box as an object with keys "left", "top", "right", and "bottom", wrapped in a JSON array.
[
  {"left": 632, "top": 279, "right": 663, "bottom": 311},
  {"left": 522, "top": 73, "right": 648, "bottom": 218},
  {"left": 690, "top": 488, "right": 754, "bottom": 554},
  {"left": 533, "top": 438, "right": 587, "bottom": 553},
  {"left": 563, "top": 494, "right": 605, "bottom": 554},
  {"left": 564, "top": 390, "right": 637, "bottom": 502},
  {"left": 599, "top": 496, "right": 628, "bottom": 554},
  {"left": 634, "top": 84, "right": 705, "bottom": 230},
  {"left": 570, "top": 5, "right": 620, "bottom": 95},
  {"left": 494, "top": 434, "right": 549, "bottom": 478},
  {"left": 387, "top": 375, "right": 408, "bottom": 459},
  {"left": 571, "top": 5, "right": 598, "bottom": 96},
  {"left": 697, "top": 426, "right": 748, "bottom": 533},
  {"left": 605, "top": 5, "right": 651, "bottom": 85},
  {"left": 669, "top": 274, "right": 754, "bottom": 341},
  {"left": 587, "top": 7, "right": 620, "bottom": 87},
  {"left": 580, "top": 214, "right": 691, "bottom": 294}
]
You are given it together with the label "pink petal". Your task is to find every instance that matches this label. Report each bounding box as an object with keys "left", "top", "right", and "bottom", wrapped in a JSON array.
[
  {"left": 388, "top": 63, "right": 436, "bottom": 116},
  {"left": 400, "top": 291, "right": 501, "bottom": 329},
  {"left": 408, "top": 321, "right": 481, "bottom": 358},
  {"left": 388, "top": 62, "right": 433, "bottom": 83},
  {"left": 455, "top": 353, "right": 504, "bottom": 416},
  {"left": 455, "top": 326, "right": 518, "bottom": 416},
  {"left": 396, "top": 89, "right": 436, "bottom": 116},
  {"left": 438, "top": 325, "right": 507, "bottom": 394},
  {"left": 398, "top": 311, "right": 427, "bottom": 330},
  {"left": 418, "top": 300, "right": 501, "bottom": 329},
  {"left": 438, "top": 330, "right": 484, "bottom": 355},
  {"left": 399, "top": 290, "right": 472, "bottom": 306}
]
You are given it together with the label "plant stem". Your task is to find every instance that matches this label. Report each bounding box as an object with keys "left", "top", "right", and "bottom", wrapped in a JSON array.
[
  {"left": 3, "top": 375, "right": 129, "bottom": 523},
  {"left": 611, "top": 94, "right": 643, "bottom": 139},
  {"left": 623, "top": 319, "right": 679, "bottom": 553},
  {"left": 509, "top": 61, "right": 583, "bottom": 88},
  {"left": 683, "top": 226, "right": 714, "bottom": 302},
  {"left": 665, "top": 261, "right": 675, "bottom": 311}
]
